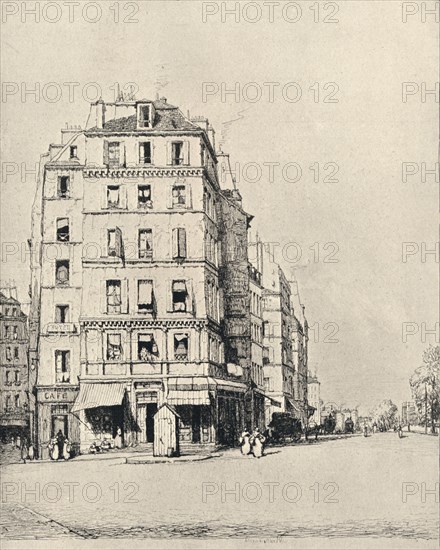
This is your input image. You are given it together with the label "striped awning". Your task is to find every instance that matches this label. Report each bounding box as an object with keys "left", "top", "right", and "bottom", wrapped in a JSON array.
[
  {"left": 167, "top": 390, "right": 211, "bottom": 405},
  {"left": 287, "top": 398, "right": 301, "bottom": 415},
  {"left": 71, "top": 383, "right": 126, "bottom": 413}
]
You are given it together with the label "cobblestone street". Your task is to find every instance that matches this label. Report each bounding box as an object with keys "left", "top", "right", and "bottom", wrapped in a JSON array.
[{"left": 1, "top": 433, "right": 438, "bottom": 546}]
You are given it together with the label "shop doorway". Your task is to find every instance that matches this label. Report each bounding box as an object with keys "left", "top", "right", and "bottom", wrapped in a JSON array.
[
  {"left": 146, "top": 403, "right": 157, "bottom": 443},
  {"left": 51, "top": 415, "right": 68, "bottom": 438},
  {"left": 192, "top": 407, "right": 201, "bottom": 443}
]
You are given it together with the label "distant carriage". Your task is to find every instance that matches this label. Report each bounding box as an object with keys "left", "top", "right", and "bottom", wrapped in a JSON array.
[
  {"left": 344, "top": 418, "right": 355, "bottom": 434},
  {"left": 322, "top": 414, "right": 336, "bottom": 434},
  {"left": 268, "top": 413, "right": 303, "bottom": 443}
]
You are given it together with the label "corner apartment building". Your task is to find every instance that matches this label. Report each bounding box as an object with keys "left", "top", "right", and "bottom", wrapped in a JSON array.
[
  {"left": 29, "top": 95, "right": 262, "bottom": 455},
  {"left": 0, "top": 292, "right": 33, "bottom": 441}
]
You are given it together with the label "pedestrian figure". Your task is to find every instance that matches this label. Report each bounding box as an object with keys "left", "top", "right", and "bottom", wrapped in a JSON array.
[
  {"left": 397, "top": 424, "right": 403, "bottom": 439},
  {"left": 28, "top": 442, "right": 35, "bottom": 461},
  {"left": 56, "top": 430, "right": 65, "bottom": 460},
  {"left": 239, "top": 429, "right": 251, "bottom": 455},
  {"left": 48, "top": 437, "right": 59, "bottom": 460},
  {"left": 250, "top": 427, "right": 266, "bottom": 458},
  {"left": 407, "top": 423, "right": 411, "bottom": 432},
  {"left": 21, "top": 436, "right": 29, "bottom": 463},
  {"left": 114, "top": 426, "right": 122, "bottom": 449},
  {"left": 63, "top": 438, "right": 71, "bottom": 460}
]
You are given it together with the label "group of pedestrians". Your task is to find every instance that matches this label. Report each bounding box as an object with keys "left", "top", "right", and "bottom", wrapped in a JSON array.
[
  {"left": 239, "top": 427, "right": 267, "bottom": 458},
  {"left": 48, "top": 429, "right": 71, "bottom": 460}
]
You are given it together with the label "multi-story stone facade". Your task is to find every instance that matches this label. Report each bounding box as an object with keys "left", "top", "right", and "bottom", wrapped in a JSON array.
[
  {"left": 307, "top": 374, "right": 321, "bottom": 426},
  {"left": 290, "top": 280, "right": 309, "bottom": 428},
  {"left": 29, "top": 96, "right": 263, "bottom": 455},
  {"left": 250, "top": 239, "right": 294, "bottom": 425},
  {"left": 0, "top": 292, "right": 33, "bottom": 441}
]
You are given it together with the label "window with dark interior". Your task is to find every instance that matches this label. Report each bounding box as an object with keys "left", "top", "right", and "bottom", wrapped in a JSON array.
[
  {"left": 139, "top": 229, "right": 153, "bottom": 259},
  {"left": 56, "top": 218, "right": 69, "bottom": 242},
  {"left": 139, "top": 142, "right": 152, "bottom": 164},
  {"left": 174, "top": 334, "right": 189, "bottom": 360},
  {"left": 57, "top": 176, "right": 70, "bottom": 198},
  {"left": 106, "top": 280, "right": 121, "bottom": 314},
  {"left": 107, "top": 334, "right": 122, "bottom": 360},
  {"left": 55, "top": 305, "right": 69, "bottom": 323},
  {"left": 55, "top": 350, "right": 70, "bottom": 383},
  {"left": 172, "top": 185, "right": 186, "bottom": 207},
  {"left": 171, "top": 142, "right": 183, "bottom": 165},
  {"left": 70, "top": 145, "right": 77, "bottom": 158},
  {"left": 138, "top": 333, "right": 158, "bottom": 360},
  {"left": 172, "top": 280, "right": 188, "bottom": 312}
]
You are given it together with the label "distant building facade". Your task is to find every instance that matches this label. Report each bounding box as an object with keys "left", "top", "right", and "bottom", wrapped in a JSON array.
[
  {"left": 0, "top": 292, "right": 33, "bottom": 441},
  {"left": 290, "top": 280, "right": 308, "bottom": 427},
  {"left": 307, "top": 374, "right": 321, "bottom": 426}
]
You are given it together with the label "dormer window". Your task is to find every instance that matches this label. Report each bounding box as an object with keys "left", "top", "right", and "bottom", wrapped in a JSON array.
[{"left": 137, "top": 103, "right": 154, "bottom": 129}]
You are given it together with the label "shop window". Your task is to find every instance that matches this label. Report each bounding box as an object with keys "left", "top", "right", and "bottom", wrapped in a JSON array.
[
  {"left": 55, "top": 260, "right": 70, "bottom": 286},
  {"left": 138, "top": 333, "right": 158, "bottom": 360},
  {"left": 172, "top": 228, "right": 187, "bottom": 259},
  {"left": 107, "top": 185, "right": 120, "bottom": 209},
  {"left": 70, "top": 145, "right": 78, "bottom": 158},
  {"left": 172, "top": 280, "right": 188, "bottom": 312},
  {"left": 6, "top": 346, "right": 12, "bottom": 361},
  {"left": 172, "top": 185, "right": 186, "bottom": 207},
  {"left": 138, "top": 229, "right": 153, "bottom": 259},
  {"left": 138, "top": 185, "right": 152, "bottom": 208},
  {"left": 56, "top": 218, "right": 70, "bottom": 242},
  {"left": 55, "top": 350, "right": 70, "bottom": 383},
  {"left": 57, "top": 176, "right": 70, "bottom": 198},
  {"left": 171, "top": 142, "right": 183, "bottom": 166},
  {"left": 55, "top": 305, "right": 69, "bottom": 323},
  {"left": 139, "top": 142, "right": 152, "bottom": 164},
  {"left": 174, "top": 334, "right": 189, "bottom": 360},
  {"left": 14, "top": 347, "right": 19, "bottom": 360},
  {"left": 137, "top": 280, "right": 154, "bottom": 313},
  {"left": 107, "top": 334, "right": 122, "bottom": 360},
  {"left": 106, "top": 280, "right": 121, "bottom": 314}
]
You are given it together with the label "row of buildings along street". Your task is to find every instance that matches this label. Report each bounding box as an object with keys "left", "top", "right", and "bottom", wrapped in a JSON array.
[{"left": 2, "top": 95, "right": 320, "bottom": 458}]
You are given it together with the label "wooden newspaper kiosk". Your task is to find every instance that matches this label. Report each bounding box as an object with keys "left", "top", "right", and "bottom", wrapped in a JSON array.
[{"left": 153, "top": 404, "right": 180, "bottom": 457}]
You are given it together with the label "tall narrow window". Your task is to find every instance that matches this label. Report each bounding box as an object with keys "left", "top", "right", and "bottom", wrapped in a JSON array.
[
  {"left": 107, "top": 334, "right": 122, "bottom": 360},
  {"left": 55, "top": 305, "right": 69, "bottom": 323},
  {"left": 106, "top": 280, "right": 121, "bottom": 314},
  {"left": 14, "top": 347, "right": 19, "bottom": 360},
  {"left": 139, "top": 229, "right": 153, "bottom": 259},
  {"left": 138, "top": 185, "right": 152, "bottom": 208},
  {"left": 57, "top": 176, "right": 70, "bottom": 198},
  {"left": 171, "top": 142, "right": 183, "bottom": 165},
  {"left": 6, "top": 371, "right": 12, "bottom": 384},
  {"left": 108, "top": 142, "right": 120, "bottom": 167},
  {"left": 55, "top": 260, "right": 70, "bottom": 286},
  {"left": 15, "top": 370, "right": 20, "bottom": 383},
  {"left": 172, "top": 185, "right": 186, "bottom": 207},
  {"left": 138, "top": 280, "right": 154, "bottom": 313},
  {"left": 138, "top": 105, "right": 151, "bottom": 128},
  {"left": 6, "top": 347, "right": 12, "bottom": 361},
  {"left": 174, "top": 334, "right": 189, "bottom": 360},
  {"left": 172, "top": 228, "right": 187, "bottom": 259},
  {"left": 108, "top": 229, "right": 117, "bottom": 256},
  {"left": 139, "top": 142, "right": 152, "bottom": 164},
  {"left": 56, "top": 218, "right": 69, "bottom": 242},
  {"left": 5, "top": 395, "right": 12, "bottom": 410},
  {"left": 107, "top": 186, "right": 120, "bottom": 208},
  {"left": 70, "top": 145, "right": 77, "bottom": 158},
  {"left": 172, "top": 280, "right": 188, "bottom": 312},
  {"left": 14, "top": 395, "right": 20, "bottom": 408},
  {"left": 55, "top": 350, "right": 70, "bottom": 383}
]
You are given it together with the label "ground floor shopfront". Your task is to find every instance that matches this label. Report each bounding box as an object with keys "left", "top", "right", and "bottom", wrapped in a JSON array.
[{"left": 35, "top": 377, "right": 266, "bottom": 454}]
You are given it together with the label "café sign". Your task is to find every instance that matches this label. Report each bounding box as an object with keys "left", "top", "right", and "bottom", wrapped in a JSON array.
[{"left": 38, "top": 387, "right": 78, "bottom": 403}]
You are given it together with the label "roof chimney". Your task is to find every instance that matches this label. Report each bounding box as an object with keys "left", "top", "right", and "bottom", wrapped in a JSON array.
[
  {"left": 96, "top": 98, "right": 105, "bottom": 129},
  {"left": 160, "top": 96, "right": 167, "bottom": 103}
]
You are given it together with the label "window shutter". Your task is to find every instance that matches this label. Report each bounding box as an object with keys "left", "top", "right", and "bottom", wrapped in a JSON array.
[
  {"left": 101, "top": 280, "right": 108, "bottom": 314},
  {"left": 103, "top": 141, "right": 109, "bottom": 166},
  {"left": 187, "top": 279, "right": 194, "bottom": 314},
  {"left": 183, "top": 141, "right": 190, "bottom": 165},
  {"left": 167, "top": 184, "right": 173, "bottom": 209},
  {"left": 138, "top": 143, "right": 143, "bottom": 164},
  {"left": 120, "top": 185, "right": 127, "bottom": 209},
  {"left": 121, "top": 279, "right": 129, "bottom": 314},
  {"left": 120, "top": 142, "right": 126, "bottom": 167},
  {"left": 102, "top": 228, "right": 108, "bottom": 257},
  {"left": 101, "top": 185, "right": 108, "bottom": 210},
  {"left": 179, "top": 228, "right": 187, "bottom": 258},
  {"left": 167, "top": 280, "right": 173, "bottom": 312},
  {"left": 172, "top": 228, "right": 179, "bottom": 259},
  {"left": 185, "top": 184, "right": 192, "bottom": 209},
  {"left": 166, "top": 141, "right": 172, "bottom": 166}
]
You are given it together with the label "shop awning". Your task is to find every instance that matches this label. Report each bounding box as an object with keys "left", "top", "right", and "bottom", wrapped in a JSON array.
[
  {"left": 71, "top": 383, "right": 126, "bottom": 413},
  {"left": 167, "top": 390, "right": 211, "bottom": 405},
  {"left": 208, "top": 377, "right": 247, "bottom": 393},
  {"left": 253, "top": 387, "right": 282, "bottom": 408},
  {"left": 287, "top": 398, "right": 301, "bottom": 415}
]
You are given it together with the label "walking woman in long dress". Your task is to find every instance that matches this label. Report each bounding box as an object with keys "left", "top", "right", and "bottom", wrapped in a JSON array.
[
  {"left": 250, "top": 428, "right": 266, "bottom": 458},
  {"left": 239, "top": 429, "right": 251, "bottom": 455}
]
